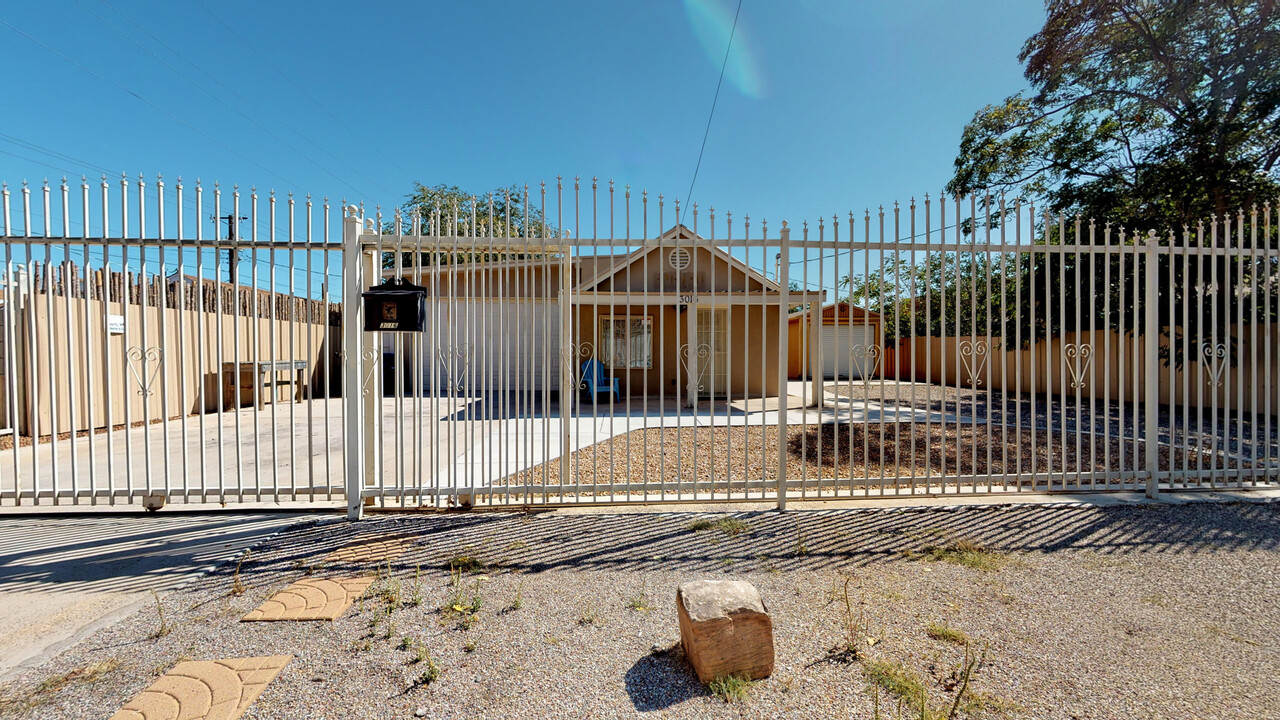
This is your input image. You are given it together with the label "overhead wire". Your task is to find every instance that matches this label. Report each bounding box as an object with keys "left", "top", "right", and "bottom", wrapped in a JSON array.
[
  {"left": 71, "top": 0, "right": 372, "bottom": 203},
  {"left": 92, "top": 0, "right": 397, "bottom": 201},
  {"left": 0, "top": 15, "right": 301, "bottom": 190},
  {"left": 679, "top": 0, "right": 743, "bottom": 227},
  {"left": 195, "top": 1, "right": 418, "bottom": 183}
]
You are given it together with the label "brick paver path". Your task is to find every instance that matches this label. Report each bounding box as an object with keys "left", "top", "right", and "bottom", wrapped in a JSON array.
[
  {"left": 241, "top": 578, "right": 373, "bottom": 622},
  {"left": 107, "top": 655, "right": 292, "bottom": 720}
]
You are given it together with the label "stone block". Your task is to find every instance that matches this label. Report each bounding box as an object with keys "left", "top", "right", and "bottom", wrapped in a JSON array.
[{"left": 676, "top": 579, "right": 774, "bottom": 683}]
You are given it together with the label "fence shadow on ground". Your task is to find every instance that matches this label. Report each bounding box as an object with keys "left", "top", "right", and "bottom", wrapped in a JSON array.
[{"left": 224, "top": 499, "right": 1279, "bottom": 585}]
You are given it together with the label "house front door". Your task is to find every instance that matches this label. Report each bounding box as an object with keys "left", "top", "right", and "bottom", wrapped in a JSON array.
[{"left": 694, "top": 307, "right": 729, "bottom": 399}]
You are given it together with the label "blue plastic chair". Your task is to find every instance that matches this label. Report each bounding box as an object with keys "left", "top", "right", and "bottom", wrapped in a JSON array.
[{"left": 580, "top": 357, "right": 620, "bottom": 403}]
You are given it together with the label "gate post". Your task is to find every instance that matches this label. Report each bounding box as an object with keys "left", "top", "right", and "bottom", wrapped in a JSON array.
[
  {"left": 342, "top": 206, "right": 366, "bottom": 520},
  {"left": 1144, "top": 230, "right": 1160, "bottom": 499},
  {"left": 776, "top": 222, "right": 791, "bottom": 510}
]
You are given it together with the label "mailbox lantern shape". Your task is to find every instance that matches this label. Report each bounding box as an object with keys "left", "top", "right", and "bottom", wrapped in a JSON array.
[{"left": 362, "top": 278, "right": 427, "bottom": 332}]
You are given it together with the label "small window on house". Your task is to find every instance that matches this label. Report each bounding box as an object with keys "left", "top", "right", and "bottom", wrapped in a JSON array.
[
  {"left": 599, "top": 315, "right": 653, "bottom": 370},
  {"left": 669, "top": 247, "right": 691, "bottom": 270}
]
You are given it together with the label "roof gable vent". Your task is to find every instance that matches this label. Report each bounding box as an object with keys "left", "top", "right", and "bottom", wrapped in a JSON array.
[{"left": 668, "top": 247, "right": 691, "bottom": 271}]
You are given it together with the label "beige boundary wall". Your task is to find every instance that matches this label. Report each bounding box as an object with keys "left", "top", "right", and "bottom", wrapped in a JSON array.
[
  {"left": 22, "top": 293, "right": 337, "bottom": 437},
  {"left": 902, "top": 327, "right": 1276, "bottom": 414}
]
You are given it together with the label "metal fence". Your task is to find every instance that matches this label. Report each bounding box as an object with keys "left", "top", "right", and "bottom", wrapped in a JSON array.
[
  {"left": 350, "top": 181, "right": 1278, "bottom": 518},
  {"left": 1, "top": 174, "right": 1274, "bottom": 514},
  {"left": 0, "top": 176, "right": 345, "bottom": 507}
]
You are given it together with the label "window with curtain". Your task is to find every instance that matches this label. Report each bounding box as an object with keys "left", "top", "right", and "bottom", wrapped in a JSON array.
[{"left": 600, "top": 315, "right": 653, "bottom": 369}]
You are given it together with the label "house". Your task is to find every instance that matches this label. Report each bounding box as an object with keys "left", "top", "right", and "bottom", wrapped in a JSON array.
[
  {"left": 379, "top": 224, "right": 825, "bottom": 403},
  {"left": 786, "top": 301, "right": 882, "bottom": 380}
]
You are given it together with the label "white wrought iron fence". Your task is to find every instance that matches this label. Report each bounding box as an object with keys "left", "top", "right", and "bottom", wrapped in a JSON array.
[
  {"left": 0, "top": 173, "right": 1274, "bottom": 515},
  {"left": 350, "top": 181, "right": 1278, "bottom": 518},
  {"left": 0, "top": 176, "right": 345, "bottom": 507}
]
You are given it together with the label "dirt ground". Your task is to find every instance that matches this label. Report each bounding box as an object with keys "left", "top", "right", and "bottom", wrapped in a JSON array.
[{"left": 0, "top": 500, "right": 1275, "bottom": 719}]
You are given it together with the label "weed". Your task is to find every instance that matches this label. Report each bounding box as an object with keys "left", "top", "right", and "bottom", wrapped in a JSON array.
[
  {"left": 942, "top": 644, "right": 988, "bottom": 720},
  {"left": 464, "top": 639, "right": 478, "bottom": 653},
  {"left": 0, "top": 660, "right": 120, "bottom": 713},
  {"left": 925, "top": 622, "right": 970, "bottom": 646},
  {"left": 398, "top": 636, "right": 415, "bottom": 651},
  {"left": 719, "top": 558, "right": 735, "bottom": 568},
  {"left": 229, "top": 550, "right": 250, "bottom": 597},
  {"left": 352, "top": 639, "right": 372, "bottom": 652},
  {"left": 442, "top": 568, "right": 483, "bottom": 627},
  {"left": 148, "top": 590, "right": 174, "bottom": 640},
  {"left": 919, "top": 538, "right": 1006, "bottom": 571},
  {"left": 795, "top": 519, "right": 810, "bottom": 557},
  {"left": 509, "top": 579, "right": 525, "bottom": 612},
  {"left": 862, "top": 660, "right": 933, "bottom": 719},
  {"left": 544, "top": 634, "right": 563, "bottom": 645},
  {"left": 406, "top": 564, "right": 423, "bottom": 608},
  {"left": 689, "top": 516, "right": 750, "bottom": 538},
  {"left": 446, "top": 555, "right": 485, "bottom": 574},
  {"left": 413, "top": 656, "right": 441, "bottom": 688},
  {"left": 505, "top": 540, "right": 529, "bottom": 551},
  {"left": 626, "top": 589, "right": 652, "bottom": 613},
  {"left": 824, "top": 577, "right": 876, "bottom": 663},
  {"left": 577, "top": 607, "right": 602, "bottom": 626},
  {"left": 411, "top": 642, "right": 430, "bottom": 664},
  {"left": 707, "top": 673, "right": 754, "bottom": 703}
]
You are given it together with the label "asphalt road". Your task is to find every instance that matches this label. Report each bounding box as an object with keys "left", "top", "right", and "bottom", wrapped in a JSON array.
[{"left": 0, "top": 511, "right": 322, "bottom": 680}]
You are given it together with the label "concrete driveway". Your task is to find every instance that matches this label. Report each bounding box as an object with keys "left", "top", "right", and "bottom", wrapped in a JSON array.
[{"left": 0, "top": 512, "right": 321, "bottom": 680}]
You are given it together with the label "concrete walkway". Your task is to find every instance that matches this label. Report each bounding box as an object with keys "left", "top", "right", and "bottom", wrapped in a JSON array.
[{"left": 0, "top": 512, "right": 317, "bottom": 679}]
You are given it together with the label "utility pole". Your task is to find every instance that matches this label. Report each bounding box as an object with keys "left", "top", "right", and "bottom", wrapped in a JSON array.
[{"left": 213, "top": 213, "right": 247, "bottom": 283}]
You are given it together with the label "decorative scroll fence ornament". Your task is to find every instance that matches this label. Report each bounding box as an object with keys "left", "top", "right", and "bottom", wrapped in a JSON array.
[
  {"left": 958, "top": 340, "right": 989, "bottom": 387},
  {"left": 1202, "top": 342, "right": 1227, "bottom": 387},
  {"left": 850, "top": 343, "right": 882, "bottom": 383},
  {"left": 437, "top": 344, "right": 472, "bottom": 395},
  {"left": 562, "top": 342, "right": 595, "bottom": 392},
  {"left": 125, "top": 347, "right": 164, "bottom": 397},
  {"left": 677, "top": 343, "right": 712, "bottom": 396},
  {"left": 1064, "top": 343, "right": 1093, "bottom": 390},
  {"left": 360, "top": 348, "right": 380, "bottom": 397}
]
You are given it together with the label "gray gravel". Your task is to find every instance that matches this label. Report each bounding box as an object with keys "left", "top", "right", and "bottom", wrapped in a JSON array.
[{"left": 1, "top": 500, "right": 1277, "bottom": 719}]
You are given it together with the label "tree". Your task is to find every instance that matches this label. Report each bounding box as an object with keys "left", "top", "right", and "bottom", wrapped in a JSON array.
[
  {"left": 856, "top": 0, "right": 1280, "bottom": 366},
  {"left": 948, "top": 0, "right": 1280, "bottom": 227},
  {"left": 383, "top": 183, "right": 561, "bottom": 269}
]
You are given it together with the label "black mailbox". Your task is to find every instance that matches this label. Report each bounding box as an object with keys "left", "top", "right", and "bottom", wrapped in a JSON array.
[{"left": 362, "top": 278, "right": 427, "bottom": 332}]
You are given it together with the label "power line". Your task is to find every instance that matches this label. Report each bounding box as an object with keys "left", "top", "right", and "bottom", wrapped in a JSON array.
[
  {"left": 92, "top": 0, "right": 396, "bottom": 201},
  {"left": 195, "top": 1, "right": 417, "bottom": 183},
  {"left": 71, "top": 0, "right": 373, "bottom": 202},
  {"left": 0, "top": 15, "right": 301, "bottom": 190},
  {"left": 679, "top": 0, "right": 743, "bottom": 227}
]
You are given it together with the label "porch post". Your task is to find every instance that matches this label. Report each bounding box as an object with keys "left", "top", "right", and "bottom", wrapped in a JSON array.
[
  {"left": 342, "top": 206, "right": 365, "bottom": 520},
  {"left": 776, "top": 222, "right": 791, "bottom": 510}
]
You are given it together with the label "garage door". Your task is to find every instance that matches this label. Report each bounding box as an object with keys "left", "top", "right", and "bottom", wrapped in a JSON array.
[{"left": 819, "top": 325, "right": 878, "bottom": 380}]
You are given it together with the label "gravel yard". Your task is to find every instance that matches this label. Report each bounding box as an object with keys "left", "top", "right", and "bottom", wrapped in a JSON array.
[
  {"left": 518, "top": 424, "right": 1203, "bottom": 493},
  {"left": 1, "top": 500, "right": 1276, "bottom": 719},
  {"left": 829, "top": 380, "right": 1279, "bottom": 463}
]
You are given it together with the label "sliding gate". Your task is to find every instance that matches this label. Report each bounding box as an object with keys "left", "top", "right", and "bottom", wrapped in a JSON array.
[{"left": 1, "top": 175, "right": 1275, "bottom": 514}]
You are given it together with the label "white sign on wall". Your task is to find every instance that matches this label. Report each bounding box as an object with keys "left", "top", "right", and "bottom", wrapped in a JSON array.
[{"left": 106, "top": 315, "right": 125, "bottom": 335}]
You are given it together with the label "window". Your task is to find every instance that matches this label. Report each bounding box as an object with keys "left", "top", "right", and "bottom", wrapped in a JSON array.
[{"left": 599, "top": 315, "right": 653, "bottom": 370}]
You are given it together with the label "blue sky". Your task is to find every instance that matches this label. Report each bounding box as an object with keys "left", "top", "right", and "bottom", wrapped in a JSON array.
[{"left": 0, "top": 1, "right": 1046, "bottom": 236}]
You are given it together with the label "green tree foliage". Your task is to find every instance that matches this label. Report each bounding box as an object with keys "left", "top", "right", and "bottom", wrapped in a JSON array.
[
  {"left": 948, "top": 0, "right": 1280, "bottom": 226},
  {"left": 383, "top": 183, "right": 561, "bottom": 269},
  {"left": 852, "top": 1, "right": 1280, "bottom": 365}
]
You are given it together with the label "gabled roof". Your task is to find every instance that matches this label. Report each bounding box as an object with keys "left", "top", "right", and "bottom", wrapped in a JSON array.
[{"left": 575, "top": 224, "right": 781, "bottom": 292}]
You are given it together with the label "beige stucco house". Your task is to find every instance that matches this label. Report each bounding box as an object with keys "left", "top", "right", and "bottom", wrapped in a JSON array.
[{"left": 381, "top": 224, "right": 825, "bottom": 403}]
